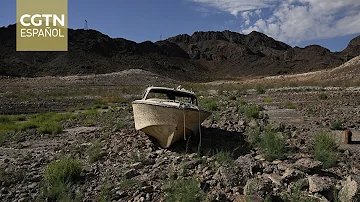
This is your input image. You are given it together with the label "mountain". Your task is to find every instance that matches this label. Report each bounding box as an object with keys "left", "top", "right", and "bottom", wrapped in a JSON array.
[
  {"left": 1, "top": 24, "right": 359, "bottom": 81},
  {"left": 167, "top": 30, "right": 346, "bottom": 78},
  {"left": 0, "top": 24, "right": 209, "bottom": 81},
  {"left": 342, "top": 35, "right": 360, "bottom": 58}
]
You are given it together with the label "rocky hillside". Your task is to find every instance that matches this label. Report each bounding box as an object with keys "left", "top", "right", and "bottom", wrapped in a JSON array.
[
  {"left": 167, "top": 31, "right": 347, "bottom": 77},
  {"left": 1, "top": 24, "right": 359, "bottom": 81},
  {"left": 0, "top": 24, "right": 209, "bottom": 81}
]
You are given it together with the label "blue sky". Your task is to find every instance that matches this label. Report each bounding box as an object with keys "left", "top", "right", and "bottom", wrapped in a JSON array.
[{"left": 1, "top": 0, "right": 360, "bottom": 52}]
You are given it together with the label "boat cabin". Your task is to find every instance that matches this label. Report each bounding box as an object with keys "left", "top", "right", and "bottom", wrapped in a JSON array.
[{"left": 141, "top": 87, "right": 198, "bottom": 105}]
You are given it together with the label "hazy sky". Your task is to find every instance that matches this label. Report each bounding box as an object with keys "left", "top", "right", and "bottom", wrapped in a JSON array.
[{"left": 1, "top": 0, "right": 360, "bottom": 51}]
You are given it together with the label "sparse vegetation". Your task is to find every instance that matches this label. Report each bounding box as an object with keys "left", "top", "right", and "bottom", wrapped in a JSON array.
[
  {"left": 319, "top": 93, "right": 328, "bottom": 100},
  {"left": 229, "top": 95, "right": 237, "bottom": 100},
  {"left": 313, "top": 131, "right": 338, "bottom": 168},
  {"left": 245, "top": 125, "right": 261, "bottom": 147},
  {"left": 42, "top": 156, "right": 83, "bottom": 201},
  {"left": 259, "top": 126, "right": 287, "bottom": 161},
  {"left": 0, "top": 112, "right": 76, "bottom": 142},
  {"left": 87, "top": 140, "right": 105, "bottom": 163},
  {"left": 307, "top": 107, "right": 314, "bottom": 115},
  {"left": 243, "top": 105, "right": 260, "bottom": 119},
  {"left": 236, "top": 99, "right": 248, "bottom": 106},
  {"left": 98, "top": 182, "right": 114, "bottom": 202},
  {"left": 282, "top": 179, "right": 319, "bottom": 202},
  {"left": 330, "top": 120, "right": 343, "bottom": 130},
  {"left": 163, "top": 178, "right": 205, "bottom": 202},
  {"left": 286, "top": 102, "right": 297, "bottom": 109},
  {"left": 256, "top": 86, "right": 266, "bottom": 94},
  {"left": 264, "top": 97, "right": 272, "bottom": 103},
  {"left": 199, "top": 98, "right": 219, "bottom": 111},
  {"left": 215, "top": 150, "right": 234, "bottom": 165}
]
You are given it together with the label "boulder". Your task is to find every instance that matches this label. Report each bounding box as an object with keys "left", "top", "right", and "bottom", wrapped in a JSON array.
[
  {"left": 244, "top": 176, "right": 272, "bottom": 198},
  {"left": 339, "top": 175, "right": 360, "bottom": 202},
  {"left": 293, "top": 158, "right": 323, "bottom": 172},
  {"left": 308, "top": 175, "right": 334, "bottom": 193}
]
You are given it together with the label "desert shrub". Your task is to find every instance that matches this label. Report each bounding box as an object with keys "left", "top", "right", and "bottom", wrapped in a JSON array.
[
  {"left": 199, "top": 98, "right": 219, "bottom": 111},
  {"left": 264, "top": 97, "right": 272, "bottom": 103},
  {"left": 84, "top": 119, "right": 95, "bottom": 126},
  {"left": 83, "top": 109, "right": 98, "bottom": 116},
  {"left": 38, "top": 121, "right": 63, "bottom": 135},
  {"left": 330, "top": 120, "right": 343, "bottom": 130},
  {"left": 307, "top": 108, "right": 314, "bottom": 115},
  {"left": 0, "top": 115, "right": 11, "bottom": 123},
  {"left": 43, "top": 156, "right": 83, "bottom": 201},
  {"left": 228, "top": 95, "right": 237, "bottom": 101},
  {"left": 163, "top": 178, "right": 205, "bottom": 202},
  {"left": 215, "top": 150, "right": 234, "bottom": 165},
  {"left": 244, "top": 105, "right": 260, "bottom": 119},
  {"left": 98, "top": 182, "right": 114, "bottom": 202},
  {"left": 282, "top": 179, "right": 319, "bottom": 202},
  {"left": 236, "top": 100, "right": 248, "bottom": 106},
  {"left": 319, "top": 93, "right": 328, "bottom": 100},
  {"left": 286, "top": 102, "right": 297, "bottom": 109},
  {"left": 0, "top": 131, "right": 8, "bottom": 145},
  {"left": 260, "top": 126, "right": 286, "bottom": 161},
  {"left": 245, "top": 126, "right": 261, "bottom": 147},
  {"left": 256, "top": 86, "right": 266, "bottom": 94},
  {"left": 313, "top": 131, "right": 338, "bottom": 168},
  {"left": 87, "top": 141, "right": 104, "bottom": 163}
]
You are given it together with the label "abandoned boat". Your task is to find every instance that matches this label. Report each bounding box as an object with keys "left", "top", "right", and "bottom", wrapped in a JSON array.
[{"left": 132, "top": 86, "right": 211, "bottom": 148}]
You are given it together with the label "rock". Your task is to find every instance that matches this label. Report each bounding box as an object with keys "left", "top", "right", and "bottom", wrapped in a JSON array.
[
  {"left": 308, "top": 175, "right": 334, "bottom": 193},
  {"left": 293, "top": 158, "right": 323, "bottom": 172},
  {"left": 244, "top": 177, "right": 272, "bottom": 198},
  {"left": 282, "top": 168, "right": 305, "bottom": 182},
  {"left": 254, "top": 154, "right": 265, "bottom": 161},
  {"left": 142, "top": 186, "right": 154, "bottom": 193},
  {"left": 234, "top": 195, "right": 264, "bottom": 202},
  {"left": 267, "top": 173, "right": 282, "bottom": 186},
  {"left": 339, "top": 175, "right": 360, "bottom": 202},
  {"left": 124, "top": 169, "right": 138, "bottom": 179}
]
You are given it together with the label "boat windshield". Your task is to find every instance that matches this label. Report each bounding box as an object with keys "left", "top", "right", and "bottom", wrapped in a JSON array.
[{"left": 143, "top": 88, "right": 198, "bottom": 105}]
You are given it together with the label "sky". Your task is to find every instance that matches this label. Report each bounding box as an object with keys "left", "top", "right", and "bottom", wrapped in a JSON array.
[{"left": 1, "top": 0, "right": 360, "bottom": 52}]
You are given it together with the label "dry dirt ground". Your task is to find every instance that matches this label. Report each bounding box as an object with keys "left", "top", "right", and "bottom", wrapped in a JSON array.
[{"left": 1, "top": 68, "right": 360, "bottom": 202}]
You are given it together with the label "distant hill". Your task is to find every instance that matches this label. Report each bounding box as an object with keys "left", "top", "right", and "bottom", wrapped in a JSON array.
[{"left": 0, "top": 24, "right": 359, "bottom": 81}]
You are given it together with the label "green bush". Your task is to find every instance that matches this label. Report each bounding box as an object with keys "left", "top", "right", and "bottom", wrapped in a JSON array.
[
  {"left": 286, "top": 102, "right": 297, "bottom": 109},
  {"left": 244, "top": 105, "right": 260, "bottom": 119},
  {"left": 264, "top": 97, "right": 272, "bottom": 103},
  {"left": 228, "top": 95, "right": 237, "bottom": 101},
  {"left": 38, "top": 121, "right": 63, "bottom": 135},
  {"left": 87, "top": 141, "right": 104, "bottom": 163},
  {"left": 43, "top": 156, "right": 83, "bottom": 201},
  {"left": 0, "top": 131, "right": 8, "bottom": 145},
  {"left": 0, "top": 115, "right": 11, "bottom": 123},
  {"left": 330, "top": 120, "right": 342, "bottom": 130},
  {"left": 215, "top": 150, "right": 234, "bottom": 165},
  {"left": 236, "top": 100, "right": 248, "bottom": 106},
  {"left": 245, "top": 126, "right": 261, "bottom": 147},
  {"left": 256, "top": 86, "right": 266, "bottom": 94},
  {"left": 163, "top": 178, "right": 205, "bottom": 202},
  {"left": 199, "top": 98, "right": 219, "bottom": 111},
  {"left": 319, "top": 93, "right": 328, "bottom": 100},
  {"left": 260, "top": 126, "right": 286, "bottom": 161},
  {"left": 313, "top": 131, "right": 338, "bottom": 168}
]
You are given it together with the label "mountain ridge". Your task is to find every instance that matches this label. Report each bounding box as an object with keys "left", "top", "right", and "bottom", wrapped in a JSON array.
[{"left": 1, "top": 24, "right": 359, "bottom": 81}]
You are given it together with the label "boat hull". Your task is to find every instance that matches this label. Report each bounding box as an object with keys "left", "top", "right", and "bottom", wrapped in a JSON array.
[{"left": 132, "top": 101, "right": 211, "bottom": 148}]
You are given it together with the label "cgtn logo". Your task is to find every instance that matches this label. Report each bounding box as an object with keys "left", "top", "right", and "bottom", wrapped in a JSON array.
[{"left": 19, "top": 14, "right": 66, "bottom": 38}]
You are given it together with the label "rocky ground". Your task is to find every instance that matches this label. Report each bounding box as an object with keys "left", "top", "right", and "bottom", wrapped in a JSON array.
[{"left": 1, "top": 74, "right": 360, "bottom": 202}]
